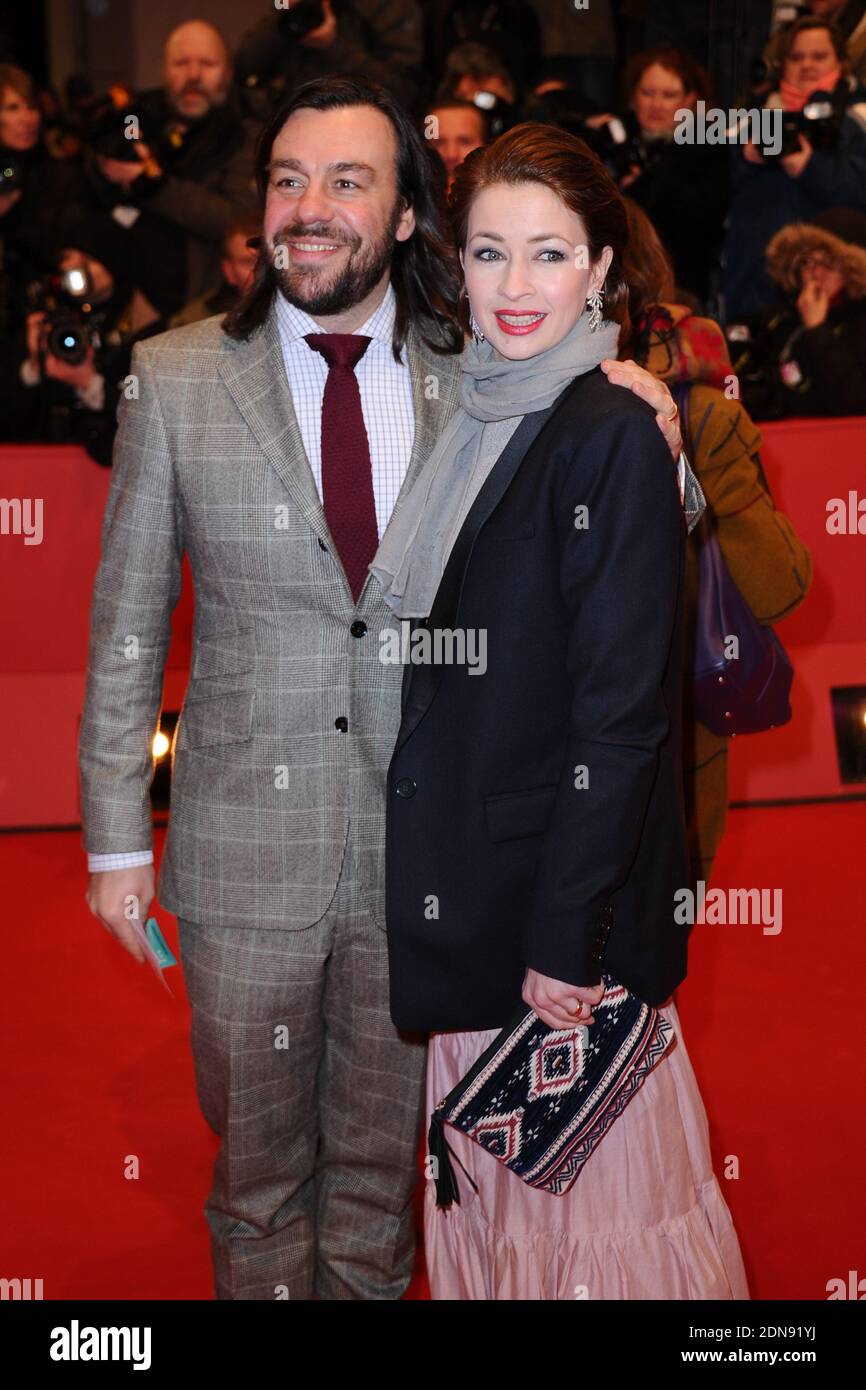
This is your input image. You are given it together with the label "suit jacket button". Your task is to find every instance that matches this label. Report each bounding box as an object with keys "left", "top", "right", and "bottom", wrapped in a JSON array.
[
  {"left": 334, "top": 716, "right": 348, "bottom": 732},
  {"left": 350, "top": 620, "right": 367, "bottom": 637},
  {"left": 396, "top": 778, "right": 417, "bottom": 798}
]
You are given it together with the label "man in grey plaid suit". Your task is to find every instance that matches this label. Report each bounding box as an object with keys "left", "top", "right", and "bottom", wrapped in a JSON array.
[
  {"left": 80, "top": 78, "right": 463, "bottom": 1301},
  {"left": 80, "top": 77, "right": 684, "bottom": 1300}
]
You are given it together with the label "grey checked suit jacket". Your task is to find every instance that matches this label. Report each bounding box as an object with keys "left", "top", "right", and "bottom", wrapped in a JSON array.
[{"left": 78, "top": 304, "right": 460, "bottom": 931}]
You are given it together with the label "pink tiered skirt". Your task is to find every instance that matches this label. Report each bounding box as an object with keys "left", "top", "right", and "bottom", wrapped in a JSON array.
[{"left": 424, "top": 998, "right": 750, "bottom": 1300}]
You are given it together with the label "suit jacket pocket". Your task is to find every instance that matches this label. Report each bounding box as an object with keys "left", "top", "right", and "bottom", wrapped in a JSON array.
[
  {"left": 192, "top": 627, "right": 255, "bottom": 679},
  {"left": 483, "top": 782, "right": 558, "bottom": 842},
  {"left": 178, "top": 688, "right": 255, "bottom": 749}
]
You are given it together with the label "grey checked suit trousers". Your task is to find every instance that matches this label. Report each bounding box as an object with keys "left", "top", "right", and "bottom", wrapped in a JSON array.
[{"left": 78, "top": 305, "right": 460, "bottom": 1298}]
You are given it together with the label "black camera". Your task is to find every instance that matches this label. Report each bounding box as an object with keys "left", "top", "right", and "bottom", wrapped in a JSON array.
[
  {"left": 278, "top": 1, "right": 325, "bottom": 39},
  {"left": 79, "top": 85, "right": 152, "bottom": 164},
  {"left": 27, "top": 264, "right": 105, "bottom": 366},
  {"left": 470, "top": 89, "right": 520, "bottom": 140},
  {"left": 582, "top": 110, "right": 665, "bottom": 184}
]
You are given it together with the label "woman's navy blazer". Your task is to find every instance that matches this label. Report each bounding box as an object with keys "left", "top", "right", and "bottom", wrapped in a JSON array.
[{"left": 386, "top": 365, "right": 691, "bottom": 1033}]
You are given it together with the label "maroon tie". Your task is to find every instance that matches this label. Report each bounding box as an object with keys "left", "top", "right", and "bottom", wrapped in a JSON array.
[{"left": 305, "top": 332, "right": 378, "bottom": 603}]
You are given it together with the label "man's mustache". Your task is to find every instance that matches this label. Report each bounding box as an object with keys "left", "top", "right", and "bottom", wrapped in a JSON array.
[{"left": 272, "top": 226, "right": 360, "bottom": 252}]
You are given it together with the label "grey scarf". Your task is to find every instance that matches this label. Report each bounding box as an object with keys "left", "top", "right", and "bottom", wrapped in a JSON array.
[{"left": 370, "top": 311, "right": 704, "bottom": 617}]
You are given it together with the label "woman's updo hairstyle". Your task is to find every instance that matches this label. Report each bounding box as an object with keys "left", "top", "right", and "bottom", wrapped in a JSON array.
[{"left": 449, "top": 122, "right": 631, "bottom": 341}]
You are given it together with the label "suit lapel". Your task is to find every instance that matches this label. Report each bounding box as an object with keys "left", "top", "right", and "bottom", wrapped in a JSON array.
[
  {"left": 218, "top": 305, "right": 331, "bottom": 544},
  {"left": 394, "top": 386, "right": 576, "bottom": 756}
]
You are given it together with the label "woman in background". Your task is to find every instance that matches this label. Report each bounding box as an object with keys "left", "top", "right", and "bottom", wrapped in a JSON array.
[{"left": 620, "top": 197, "right": 813, "bottom": 888}]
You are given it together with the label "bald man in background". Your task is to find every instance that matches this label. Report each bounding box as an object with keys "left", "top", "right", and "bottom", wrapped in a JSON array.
[{"left": 96, "top": 19, "right": 260, "bottom": 305}]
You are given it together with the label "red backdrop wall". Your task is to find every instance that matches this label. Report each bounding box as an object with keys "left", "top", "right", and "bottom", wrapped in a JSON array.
[{"left": 1, "top": 418, "right": 864, "bottom": 828}]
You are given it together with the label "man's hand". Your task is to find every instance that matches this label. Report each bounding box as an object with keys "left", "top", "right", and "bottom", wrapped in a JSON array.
[
  {"left": 780, "top": 133, "right": 813, "bottom": 179},
  {"left": 86, "top": 865, "right": 155, "bottom": 963},
  {"left": 618, "top": 162, "right": 643, "bottom": 189},
  {"left": 797, "top": 274, "right": 831, "bottom": 328},
  {"left": 600, "top": 357, "right": 683, "bottom": 458},
  {"left": 522, "top": 968, "right": 605, "bottom": 1031},
  {"left": 25, "top": 310, "right": 46, "bottom": 372},
  {"left": 300, "top": 0, "right": 338, "bottom": 49},
  {"left": 44, "top": 345, "right": 98, "bottom": 389},
  {"left": 0, "top": 186, "right": 23, "bottom": 218},
  {"left": 743, "top": 141, "right": 765, "bottom": 165}
]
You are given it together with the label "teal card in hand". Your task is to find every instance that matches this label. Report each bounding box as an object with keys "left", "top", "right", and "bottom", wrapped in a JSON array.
[{"left": 145, "top": 917, "right": 178, "bottom": 969}]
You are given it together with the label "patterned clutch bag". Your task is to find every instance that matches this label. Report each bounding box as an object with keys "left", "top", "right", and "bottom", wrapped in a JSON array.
[{"left": 428, "top": 974, "right": 675, "bottom": 1207}]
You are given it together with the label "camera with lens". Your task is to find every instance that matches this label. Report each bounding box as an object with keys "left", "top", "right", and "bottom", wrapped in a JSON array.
[
  {"left": 0, "top": 155, "right": 24, "bottom": 195},
  {"left": 27, "top": 264, "right": 105, "bottom": 366},
  {"left": 761, "top": 85, "right": 845, "bottom": 160}
]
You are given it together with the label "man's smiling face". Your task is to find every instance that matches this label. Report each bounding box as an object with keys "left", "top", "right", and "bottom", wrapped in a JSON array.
[{"left": 262, "top": 104, "right": 416, "bottom": 326}]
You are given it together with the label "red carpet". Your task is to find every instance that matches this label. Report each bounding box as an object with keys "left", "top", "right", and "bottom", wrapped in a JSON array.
[{"left": 2, "top": 799, "right": 863, "bottom": 1300}]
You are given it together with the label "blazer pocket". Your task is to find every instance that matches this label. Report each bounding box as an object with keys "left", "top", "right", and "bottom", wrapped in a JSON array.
[
  {"left": 483, "top": 782, "right": 558, "bottom": 842},
  {"left": 192, "top": 626, "right": 255, "bottom": 679},
  {"left": 178, "top": 688, "right": 255, "bottom": 749}
]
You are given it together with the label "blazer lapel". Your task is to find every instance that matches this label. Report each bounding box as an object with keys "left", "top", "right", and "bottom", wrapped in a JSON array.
[
  {"left": 394, "top": 388, "right": 575, "bottom": 756},
  {"left": 217, "top": 305, "right": 331, "bottom": 544}
]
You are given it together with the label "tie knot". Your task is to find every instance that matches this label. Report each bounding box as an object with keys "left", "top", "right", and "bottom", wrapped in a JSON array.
[{"left": 305, "top": 333, "right": 371, "bottom": 371}]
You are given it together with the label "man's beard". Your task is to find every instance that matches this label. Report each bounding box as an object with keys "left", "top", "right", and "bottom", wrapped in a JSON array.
[{"left": 268, "top": 203, "right": 401, "bottom": 318}]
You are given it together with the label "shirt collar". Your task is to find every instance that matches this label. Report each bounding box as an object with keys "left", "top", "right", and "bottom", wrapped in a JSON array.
[{"left": 275, "top": 280, "right": 397, "bottom": 348}]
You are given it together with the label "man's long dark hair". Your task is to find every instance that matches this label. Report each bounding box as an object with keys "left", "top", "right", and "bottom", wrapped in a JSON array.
[{"left": 222, "top": 77, "right": 463, "bottom": 359}]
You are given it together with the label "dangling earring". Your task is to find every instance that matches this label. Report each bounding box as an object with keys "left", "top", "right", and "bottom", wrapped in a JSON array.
[
  {"left": 470, "top": 312, "right": 485, "bottom": 343},
  {"left": 586, "top": 286, "right": 604, "bottom": 333}
]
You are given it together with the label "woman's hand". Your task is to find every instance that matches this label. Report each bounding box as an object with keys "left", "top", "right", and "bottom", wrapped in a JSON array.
[
  {"left": 600, "top": 358, "right": 683, "bottom": 458},
  {"left": 743, "top": 141, "right": 765, "bottom": 165},
  {"left": 301, "top": 0, "right": 337, "bottom": 49},
  {"left": 522, "top": 968, "right": 605, "bottom": 1031}
]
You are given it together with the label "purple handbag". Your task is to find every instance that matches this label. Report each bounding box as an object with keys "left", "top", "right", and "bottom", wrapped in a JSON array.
[{"left": 672, "top": 382, "right": 794, "bottom": 737}]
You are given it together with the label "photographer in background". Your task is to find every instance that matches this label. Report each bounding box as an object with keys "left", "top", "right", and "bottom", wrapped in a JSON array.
[
  {"left": 724, "top": 16, "right": 866, "bottom": 317},
  {"left": 18, "top": 218, "right": 166, "bottom": 465},
  {"left": 423, "top": 96, "right": 487, "bottom": 192},
  {"left": 727, "top": 207, "right": 866, "bottom": 418},
  {"left": 236, "top": 0, "right": 424, "bottom": 116},
  {"left": 581, "top": 47, "right": 731, "bottom": 310},
  {"left": 169, "top": 215, "right": 260, "bottom": 327},
  {"left": 436, "top": 42, "right": 538, "bottom": 139},
  {"left": 0, "top": 65, "right": 81, "bottom": 321},
  {"left": 92, "top": 20, "right": 259, "bottom": 308}
]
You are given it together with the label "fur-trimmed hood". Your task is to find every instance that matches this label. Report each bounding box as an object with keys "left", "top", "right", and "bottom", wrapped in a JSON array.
[{"left": 765, "top": 222, "right": 866, "bottom": 298}]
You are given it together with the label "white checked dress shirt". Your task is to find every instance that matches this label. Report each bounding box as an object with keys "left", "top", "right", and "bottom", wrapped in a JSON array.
[{"left": 88, "top": 284, "right": 416, "bottom": 873}]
